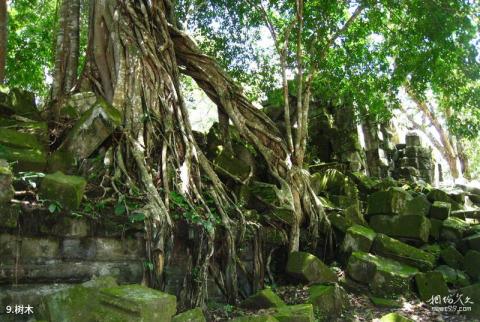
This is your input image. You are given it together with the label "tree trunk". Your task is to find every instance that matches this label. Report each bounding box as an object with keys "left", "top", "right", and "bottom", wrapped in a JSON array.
[
  {"left": 0, "top": 0, "right": 7, "bottom": 84},
  {"left": 456, "top": 139, "right": 470, "bottom": 179},
  {"left": 78, "top": 0, "right": 244, "bottom": 308},
  {"left": 51, "top": 0, "right": 80, "bottom": 117}
]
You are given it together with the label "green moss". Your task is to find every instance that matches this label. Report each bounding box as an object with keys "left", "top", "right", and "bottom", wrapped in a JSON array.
[
  {"left": 464, "top": 233, "right": 480, "bottom": 252},
  {"left": 341, "top": 225, "right": 376, "bottom": 254},
  {"left": 415, "top": 271, "right": 449, "bottom": 301},
  {"left": 459, "top": 283, "right": 480, "bottom": 318},
  {"left": 240, "top": 288, "right": 286, "bottom": 309},
  {"left": 286, "top": 252, "right": 337, "bottom": 283},
  {"left": 273, "top": 304, "right": 314, "bottom": 322},
  {"left": 430, "top": 201, "right": 451, "bottom": 220},
  {"left": 441, "top": 217, "right": 470, "bottom": 242},
  {"left": 39, "top": 171, "right": 87, "bottom": 210},
  {"left": 328, "top": 212, "right": 353, "bottom": 233},
  {"left": 0, "top": 128, "right": 44, "bottom": 150},
  {"left": 308, "top": 284, "right": 347, "bottom": 318},
  {"left": 0, "top": 143, "right": 47, "bottom": 172},
  {"left": 369, "top": 215, "right": 431, "bottom": 243},
  {"left": 434, "top": 265, "right": 471, "bottom": 287},
  {"left": 403, "top": 195, "right": 431, "bottom": 216},
  {"left": 440, "top": 245, "right": 464, "bottom": 269},
  {"left": 213, "top": 149, "right": 252, "bottom": 182},
  {"left": 367, "top": 188, "right": 412, "bottom": 216},
  {"left": 465, "top": 250, "right": 480, "bottom": 281},
  {"left": 371, "top": 234, "right": 436, "bottom": 271},
  {"left": 369, "top": 296, "right": 402, "bottom": 308}
]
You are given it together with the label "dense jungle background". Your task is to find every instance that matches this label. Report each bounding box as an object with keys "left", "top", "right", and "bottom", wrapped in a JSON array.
[{"left": 0, "top": 0, "right": 480, "bottom": 321}]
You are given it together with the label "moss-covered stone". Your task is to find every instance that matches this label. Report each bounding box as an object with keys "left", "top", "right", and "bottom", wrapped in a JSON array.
[
  {"left": 0, "top": 144, "right": 47, "bottom": 172},
  {"left": 464, "top": 250, "right": 480, "bottom": 281},
  {"left": 286, "top": 252, "right": 337, "bottom": 283},
  {"left": 231, "top": 316, "right": 279, "bottom": 322},
  {"left": 379, "top": 312, "right": 413, "bottom": 322},
  {"left": 415, "top": 271, "right": 449, "bottom": 301},
  {"left": 0, "top": 88, "right": 41, "bottom": 120},
  {"left": 0, "top": 128, "right": 44, "bottom": 151},
  {"left": 427, "top": 189, "right": 462, "bottom": 211},
  {"left": 370, "top": 265, "right": 415, "bottom": 297},
  {"left": 0, "top": 205, "right": 20, "bottom": 228},
  {"left": 341, "top": 225, "right": 376, "bottom": 254},
  {"left": 273, "top": 304, "right": 314, "bottom": 322},
  {"left": 369, "top": 296, "right": 402, "bottom": 308},
  {"left": 441, "top": 217, "right": 470, "bottom": 242},
  {"left": 343, "top": 203, "right": 366, "bottom": 225},
  {"left": 59, "top": 98, "right": 122, "bottom": 160},
  {"left": 48, "top": 150, "right": 77, "bottom": 174},
  {"left": 464, "top": 233, "right": 480, "bottom": 252},
  {"left": 434, "top": 265, "right": 471, "bottom": 287},
  {"left": 429, "top": 219, "right": 443, "bottom": 241},
  {"left": 0, "top": 159, "right": 14, "bottom": 204},
  {"left": 371, "top": 234, "right": 436, "bottom": 271},
  {"left": 346, "top": 252, "right": 418, "bottom": 290},
  {"left": 308, "top": 284, "right": 347, "bottom": 318},
  {"left": 369, "top": 215, "right": 431, "bottom": 243},
  {"left": 240, "top": 288, "right": 285, "bottom": 309},
  {"left": 429, "top": 201, "right": 451, "bottom": 220},
  {"left": 39, "top": 171, "right": 87, "bottom": 210},
  {"left": 248, "top": 181, "right": 295, "bottom": 225},
  {"left": 95, "top": 284, "right": 177, "bottom": 322},
  {"left": 440, "top": 245, "right": 464, "bottom": 269},
  {"left": 328, "top": 212, "right": 353, "bottom": 233},
  {"left": 459, "top": 283, "right": 480, "bottom": 318},
  {"left": 367, "top": 188, "right": 412, "bottom": 217},
  {"left": 403, "top": 195, "right": 431, "bottom": 216},
  {"left": 172, "top": 308, "right": 206, "bottom": 322},
  {"left": 38, "top": 276, "right": 118, "bottom": 322},
  {"left": 213, "top": 149, "right": 252, "bottom": 183}
]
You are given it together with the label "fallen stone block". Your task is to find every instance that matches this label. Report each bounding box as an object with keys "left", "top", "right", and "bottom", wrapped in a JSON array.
[
  {"left": 441, "top": 217, "right": 470, "bottom": 242},
  {"left": 286, "top": 252, "right": 337, "bottom": 284},
  {"left": 459, "top": 283, "right": 480, "bottom": 318},
  {"left": 429, "top": 219, "right": 442, "bottom": 241},
  {"left": 213, "top": 149, "right": 253, "bottom": 183},
  {"left": 367, "top": 188, "right": 412, "bottom": 217},
  {"left": 440, "top": 245, "right": 464, "bottom": 269},
  {"left": 415, "top": 271, "right": 449, "bottom": 301},
  {"left": 273, "top": 304, "right": 314, "bottom": 322},
  {"left": 463, "top": 233, "right": 480, "bottom": 252},
  {"left": 248, "top": 181, "right": 295, "bottom": 225},
  {"left": 308, "top": 284, "right": 347, "bottom": 318},
  {"left": 371, "top": 234, "right": 436, "bottom": 271},
  {"left": 240, "top": 288, "right": 285, "bottom": 309},
  {"left": 172, "top": 308, "right": 206, "bottom": 322},
  {"left": 59, "top": 98, "right": 122, "bottom": 160},
  {"left": 434, "top": 265, "right": 470, "bottom": 287},
  {"left": 427, "top": 189, "right": 462, "bottom": 210},
  {"left": 341, "top": 225, "right": 376, "bottom": 254},
  {"left": 95, "top": 284, "right": 177, "bottom": 321},
  {"left": 0, "top": 144, "right": 47, "bottom": 172},
  {"left": 403, "top": 194, "right": 431, "bottom": 216},
  {"left": 0, "top": 88, "right": 41, "bottom": 120},
  {"left": 429, "top": 201, "right": 451, "bottom": 220},
  {"left": 465, "top": 250, "right": 480, "bottom": 281},
  {"left": 328, "top": 212, "right": 353, "bottom": 233},
  {"left": 39, "top": 171, "right": 86, "bottom": 210},
  {"left": 369, "top": 215, "right": 430, "bottom": 243}
]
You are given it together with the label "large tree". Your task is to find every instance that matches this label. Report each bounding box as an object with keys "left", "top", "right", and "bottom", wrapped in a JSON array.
[{"left": 0, "top": 0, "right": 7, "bottom": 84}]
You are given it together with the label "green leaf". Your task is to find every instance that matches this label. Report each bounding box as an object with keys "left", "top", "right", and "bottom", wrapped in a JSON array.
[
  {"left": 48, "top": 203, "right": 58, "bottom": 213},
  {"left": 129, "top": 212, "right": 146, "bottom": 223},
  {"left": 114, "top": 202, "right": 126, "bottom": 216}
]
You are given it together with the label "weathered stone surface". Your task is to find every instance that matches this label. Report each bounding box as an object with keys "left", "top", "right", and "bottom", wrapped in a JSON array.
[
  {"left": 459, "top": 283, "right": 480, "bottom": 318},
  {"left": 0, "top": 233, "right": 18, "bottom": 263},
  {"left": 20, "top": 237, "right": 60, "bottom": 263},
  {"left": 371, "top": 234, "right": 436, "bottom": 271},
  {"left": 427, "top": 189, "right": 462, "bottom": 210},
  {"left": 172, "top": 308, "right": 206, "bottom": 322},
  {"left": 0, "top": 144, "right": 47, "bottom": 172},
  {"left": 240, "top": 288, "right": 285, "bottom": 309},
  {"left": 0, "top": 159, "right": 14, "bottom": 205},
  {"left": 415, "top": 271, "right": 449, "bottom": 301},
  {"left": 328, "top": 212, "right": 353, "bottom": 233},
  {"left": 61, "top": 92, "right": 98, "bottom": 118},
  {"left": 420, "top": 244, "right": 442, "bottom": 261},
  {"left": 440, "top": 245, "right": 464, "bottom": 269},
  {"left": 213, "top": 149, "right": 253, "bottom": 183},
  {"left": 464, "top": 233, "right": 480, "bottom": 252},
  {"left": 93, "top": 237, "right": 145, "bottom": 261},
  {"left": 248, "top": 181, "right": 295, "bottom": 225},
  {"left": 59, "top": 98, "right": 122, "bottom": 160},
  {"left": 48, "top": 150, "right": 77, "bottom": 174},
  {"left": 369, "top": 215, "right": 430, "bottom": 243},
  {"left": 0, "top": 127, "right": 44, "bottom": 150},
  {"left": 308, "top": 284, "right": 347, "bottom": 318},
  {"left": 367, "top": 188, "right": 412, "bottom": 216},
  {"left": 341, "top": 225, "right": 376, "bottom": 254},
  {"left": 38, "top": 276, "right": 118, "bottom": 322},
  {"left": 0, "top": 88, "right": 40, "bottom": 120},
  {"left": 346, "top": 252, "right": 418, "bottom": 293},
  {"left": 0, "top": 205, "right": 20, "bottom": 228},
  {"left": 429, "top": 219, "right": 442, "bottom": 241},
  {"left": 286, "top": 252, "right": 337, "bottom": 284},
  {"left": 465, "top": 250, "right": 480, "bottom": 281},
  {"left": 95, "top": 284, "right": 177, "bottom": 322},
  {"left": 403, "top": 194, "right": 431, "bottom": 216},
  {"left": 379, "top": 312, "right": 413, "bottom": 322},
  {"left": 441, "top": 217, "right": 470, "bottom": 242},
  {"left": 434, "top": 265, "right": 470, "bottom": 287},
  {"left": 343, "top": 203, "right": 366, "bottom": 225},
  {"left": 39, "top": 172, "right": 86, "bottom": 210},
  {"left": 273, "top": 304, "right": 314, "bottom": 322},
  {"left": 430, "top": 201, "right": 451, "bottom": 220},
  {"left": 406, "top": 133, "right": 421, "bottom": 147}
]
